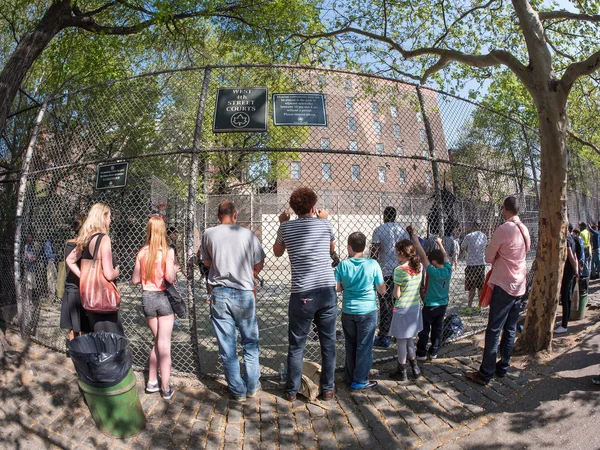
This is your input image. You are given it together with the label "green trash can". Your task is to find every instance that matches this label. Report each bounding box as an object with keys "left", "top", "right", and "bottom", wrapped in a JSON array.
[
  {"left": 570, "top": 279, "right": 589, "bottom": 321},
  {"left": 69, "top": 332, "right": 146, "bottom": 438},
  {"left": 78, "top": 369, "right": 145, "bottom": 438}
]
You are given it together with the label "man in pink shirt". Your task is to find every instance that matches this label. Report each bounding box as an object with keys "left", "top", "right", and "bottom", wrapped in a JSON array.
[{"left": 467, "top": 196, "right": 530, "bottom": 385}]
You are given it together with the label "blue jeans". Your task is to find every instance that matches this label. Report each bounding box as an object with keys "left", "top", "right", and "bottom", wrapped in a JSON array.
[
  {"left": 342, "top": 311, "right": 377, "bottom": 385},
  {"left": 286, "top": 286, "right": 337, "bottom": 396},
  {"left": 592, "top": 249, "right": 600, "bottom": 278},
  {"left": 478, "top": 286, "right": 521, "bottom": 382},
  {"left": 210, "top": 287, "right": 260, "bottom": 398}
]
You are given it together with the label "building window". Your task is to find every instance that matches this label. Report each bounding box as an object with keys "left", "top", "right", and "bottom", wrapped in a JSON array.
[
  {"left": 372, "top": 101, "right": 379, "bottom": 115},
  {"left": 348, "top": 117, "right": 357, "bottom": 132},
  {"left": 345, "top": 78, "right": 352, "bottom": 90},
  {"left": 390, "top": 106, "right": 398, "bottom": 118},
  {"left": 419, "top": 129, "right": 427, "bottom": 142},
  {"left": 423, "top": 148, "right": 430, "bottom": 158},
  {"left": 396, "top": 145, "right": 404, "bottom": 155},
  {"left": 416, "top": 112, "right": 422, "bottom": 122},
  {"left": 378, "top": 167, "right": 386, "bottom": 184},
  {"left": 399, "top": 168, "right": 406, "bottom": 184},
  {"left": 394, "top": 124, "right": 401, "bottom": 139},
  {"left": 345, "top": 97, "right": 354, "bottom": 110},
  {"left": 291, "top": 161, "right": 301, "bottom": 180},
  {"left": 318, "top": 74, "right": 326, "bottom": 86},
  {"left": 322, "top": 163, "right": 332, "bottom": 180},
  {"left": 352, "top": 165, "right": 360, "bottom": 182},
  {"left": 425, "top": 171, "right": 432, "bottom": 186},
  {"left": 374, "top": 121, "right": 382, "bottom": 135},
  {"left": 349, "top": 140, "right": 358, "bottom": 152},
  {"left": 291, "top": 138, "right": 299, "bottom": 148},
  {"left": 376, "top": 143, "right": 384, "bottom": 154},
  {"left": 321, "top": 138, "right": 330, "bottom": 149}
]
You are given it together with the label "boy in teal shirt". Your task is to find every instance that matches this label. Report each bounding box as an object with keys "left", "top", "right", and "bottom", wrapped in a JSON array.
[
  {"left": 408, "top": 226, "right": 452, "bottom": 360},
  {"left": 335, "top": 232, "right": 386, "bottom": 391}
]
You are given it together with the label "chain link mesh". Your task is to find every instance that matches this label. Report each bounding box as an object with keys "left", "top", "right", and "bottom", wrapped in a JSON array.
[{"left": 0, "top": 65, "right": 595, "bottom": 379}]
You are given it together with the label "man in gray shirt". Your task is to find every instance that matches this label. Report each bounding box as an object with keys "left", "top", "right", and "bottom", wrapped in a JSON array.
[
  {"left": 371, "top": 206, "right": 409, "bottom": 347},
  {"left": 201, "top": 200, "right": 265, "bottom": 401}
]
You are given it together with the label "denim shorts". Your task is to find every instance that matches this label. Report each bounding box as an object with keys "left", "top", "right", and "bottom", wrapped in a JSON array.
[{"left": 142, "top": 290, "right": 173, "bottom": 317}]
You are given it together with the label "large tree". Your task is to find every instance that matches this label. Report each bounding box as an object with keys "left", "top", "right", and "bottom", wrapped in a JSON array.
[
  {"left": 298, "top": 0, "right": 600, "bottom": 352},
  {"left": 0, "top": 0, "right": 321, "bottom": 139}
]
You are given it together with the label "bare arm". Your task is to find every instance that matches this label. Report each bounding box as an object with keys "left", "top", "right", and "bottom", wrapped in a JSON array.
[
  {"left": 408, "top": 225, "right": 429, "bottom": 269},
  {"left": 393, "top": 284, "right": 401, "bottom": 299},
  {"left": 567, "top": 246, "right": 578, "bottom": 277},
  {"left": 336, "top": 281, "right": 344, "bottom": 292},
  {"left": 100, "top": 236, "right": 120, "bottom": 281},
  {"left": 376, "top": 283, "right": 386, "bottom": 295},
  {"left": 253, "top": 259, "right": 264, "bottom": 276},
  {"left": 164, "top": 248, "right": 176, "bottom": 284},
  {"left": 436, "top": 238, "right": 449, "bottom": 263},
  {"left": 66, "top": 246, "right": 82, "bottom": 278},
  {"left": 131, "top": 255, "right": 141, "bottom": 285}
]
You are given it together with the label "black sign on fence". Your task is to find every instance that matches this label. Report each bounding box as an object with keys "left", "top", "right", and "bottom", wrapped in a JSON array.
[
  {"left": 213, "top": 88, "right": 268, "bottom": 132},
  {"left": 273, "top": 93, "right": 327, "bottom": 126},
  {"left": 96, "top": 162, "right": 129, "bottom": 190}
]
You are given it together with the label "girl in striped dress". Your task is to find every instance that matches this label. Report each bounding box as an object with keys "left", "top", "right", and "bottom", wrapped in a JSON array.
[{"left": 389, "top": 239, "right": 423, "bottom": 381}]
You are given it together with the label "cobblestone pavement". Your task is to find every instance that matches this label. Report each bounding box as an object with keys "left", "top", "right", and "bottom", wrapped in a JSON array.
[{"left": 2, "top": 297, "right": 599, "bottom": 450}]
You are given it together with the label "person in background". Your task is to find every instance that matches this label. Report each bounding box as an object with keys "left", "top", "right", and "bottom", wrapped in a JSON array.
[
  {"left": 554, "top": 225, "right": 579, "bottom": 334},
  {"left": 335, "top": 232, "right": 386, "bottom": 391},
  {"left": 23, "top": 234, "right": 36, "bottom": 321},
  {"left": 132, "top": 216, "right": 177, "bottom": 400},
  {"left": 466, "top": 197, "right": 530, "bottom": 385},
  {"left": 273, "top": 187, "right": 337, "bottom": 402},
  {"left": 579, "top": 222, "right": 592, "bottom": 278},
  {"left": 60, "top": 219, "right": 89, "bottom": 340},
  {"left": 371, "top": 206, "right": 410, "bottom": 348},
  {"left": 43, "top": 237, "right": 57, "bottom": 302},
  {"left": 587, "top": 222, "right": 600, "bottom": 279},
  {"left": 461, "top": 221, "right": 487, "bottom": 314},
  {"left": 409, "top": 228, "right": 452, "bottom": 361},
  {"left": 202, "top": 201, "right": 265, "bottom": 402},
  {"left": 388, "top": 239, "right": 423, "bottom": 381},
  {"left": 67, "top": 203, "right": 123, "bottom": 335}
]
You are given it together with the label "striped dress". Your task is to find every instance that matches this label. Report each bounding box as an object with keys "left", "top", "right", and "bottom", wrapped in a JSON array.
[{"left": 389, "top": 263, "right": 423, "bottom": 339}]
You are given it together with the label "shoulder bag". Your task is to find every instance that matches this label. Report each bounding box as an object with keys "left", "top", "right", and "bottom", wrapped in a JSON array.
[{"left": 80, "top": 234, "right": 120, "bottom": 312}]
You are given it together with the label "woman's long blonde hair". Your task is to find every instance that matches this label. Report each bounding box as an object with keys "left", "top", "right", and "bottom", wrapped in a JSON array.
[
  {"left": 76, "top": 203, "right": 111, "bottom": 249},
  {"left": 144, "top": 216, "right": 168, "bottom": 281}
]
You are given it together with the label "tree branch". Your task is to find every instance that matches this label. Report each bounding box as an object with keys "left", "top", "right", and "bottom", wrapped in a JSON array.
[
  {"left": 568, "top": 129, "right": 600, "bottom": 156},
  {"left": 72, "top": 2, "right": 117, "bottom": 18},
  {"left": 511, "top": 0, "right": 552, "bottom": 76},
  {"left": 562, "top": 48, "right": 600, "bottom": 91},
  {"left": 539, "top": 10, "right": 600, "bottom": 22},
  {"left": 433, "top": 0, "right": 500, "bottom": 48}
]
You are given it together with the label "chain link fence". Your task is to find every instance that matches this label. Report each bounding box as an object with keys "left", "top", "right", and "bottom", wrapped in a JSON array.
[{"left": 0, "top": 65, "right": 597, "bottom": 379}]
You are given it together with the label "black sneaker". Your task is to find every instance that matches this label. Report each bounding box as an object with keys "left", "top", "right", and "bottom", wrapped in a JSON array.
[{"left": 161, "top": 386, "right": 174, "bottom": 400}]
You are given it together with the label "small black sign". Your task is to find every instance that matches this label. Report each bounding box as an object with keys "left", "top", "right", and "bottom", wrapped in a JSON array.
[
  {"left": 273, "top": 93, "right": 327, "bottom": 126},
  {"left": 96, "top": 162, "right": 129, "bottom": 190},
  {"left": 213, "top": 88, "right": 268, "bottom": 133}
]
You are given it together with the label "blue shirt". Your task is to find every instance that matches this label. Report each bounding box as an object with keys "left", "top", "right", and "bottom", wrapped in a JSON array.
[
  {"left": 423, "top": 262, "right": 452, "bottom": 307},
  {"left": 335, "top": 258, "right": 384, "bottom": 314}
]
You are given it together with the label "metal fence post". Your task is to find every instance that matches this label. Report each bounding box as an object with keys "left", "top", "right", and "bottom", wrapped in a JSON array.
[
  {"left": 186, "top": 68, "right": 212, "bottom": 377},
  {"left": 416, "top": 86, "right": 444, "bottom": 237},
  {"left": 13, "top": 100, "right": 48, "bottom": 337}
]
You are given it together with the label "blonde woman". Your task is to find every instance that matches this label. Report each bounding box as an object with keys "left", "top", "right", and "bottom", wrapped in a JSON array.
[
  {"left": 66, "top": 203, "right": 123, "bottom": 334},
  {"left": 132, "top": 216, "right": 176, "bottom": 400}
]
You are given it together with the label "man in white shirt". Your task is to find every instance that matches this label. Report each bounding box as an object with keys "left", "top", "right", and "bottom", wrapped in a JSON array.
[
  {"left": 461, "top": 221, "right": 488, "bottom": 311},
  {"left": 370, "top": 206, "right": 409, "bottom": 347}
]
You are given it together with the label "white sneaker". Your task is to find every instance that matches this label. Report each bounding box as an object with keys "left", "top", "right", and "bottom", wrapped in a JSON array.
[
  {"left": 554, "top": 326, "right": 568, "bottom": 334},
  {"left": 146, "top": 380, "right": 160, "bottom": 393},
  {"left": 416, "top": 356, "right": 427, "bottom": 361}
]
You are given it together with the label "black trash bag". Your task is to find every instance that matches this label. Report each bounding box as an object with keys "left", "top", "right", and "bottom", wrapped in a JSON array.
[
  {"left": 68, "top": 331, "right": 132, "bottom": 388},
  {"left": 442, "top": 314, "right": 464, "bottom": 344}
]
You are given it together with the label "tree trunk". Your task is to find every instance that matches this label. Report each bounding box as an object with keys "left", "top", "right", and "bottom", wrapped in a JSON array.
[
  {"left": 0, "top": 1, "right": 70, "bottom": 136},
  {"left": 517, "top": 91, "right": 569, "bottom": 352},
  {"left": 0, "top": 329, "right": 9, "bottom": 364}
]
